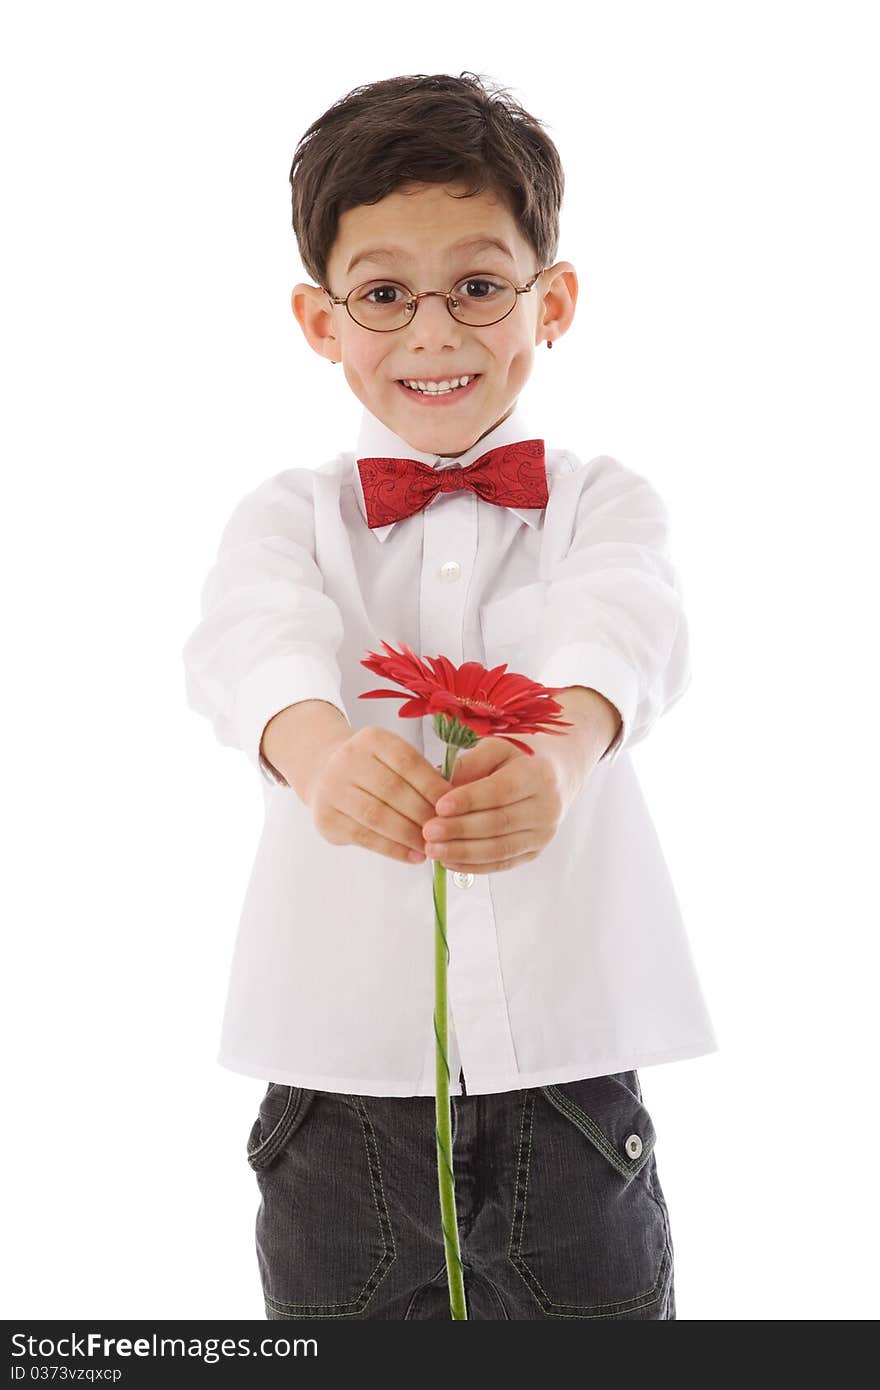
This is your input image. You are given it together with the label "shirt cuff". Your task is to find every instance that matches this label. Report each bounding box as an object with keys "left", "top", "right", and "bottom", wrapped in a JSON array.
[
  {"left": 533, "top": 641, "right": 640, "bottom": 767},
  {"left": 232, "top": 653, "right": 350, "bottom": 787}
]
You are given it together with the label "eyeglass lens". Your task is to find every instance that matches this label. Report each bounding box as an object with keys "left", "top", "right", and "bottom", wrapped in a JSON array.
[{"left": 346, "top": 275, "right": 517, "bottom": 330}]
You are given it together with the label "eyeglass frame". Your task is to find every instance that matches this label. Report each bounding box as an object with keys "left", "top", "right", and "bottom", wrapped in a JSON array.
[{"left": 318, "top": 266, "right": 548, "bottom": 332}]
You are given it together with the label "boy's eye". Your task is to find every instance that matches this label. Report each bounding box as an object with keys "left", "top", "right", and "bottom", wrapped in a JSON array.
[
  {"left": 454, "top": 277, "right": 505, "bottom": 299},
  {"left": 356, "top": 275, "right": 507, "bottom": 305},
  {"left": 360, "top": 283, "right": 406, "bottom": 305}
]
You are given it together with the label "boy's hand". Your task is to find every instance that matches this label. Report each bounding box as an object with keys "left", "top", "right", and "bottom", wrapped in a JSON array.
[
  {"left": 308, "top": 726, "right": 456, "bottom": 867},
  {"left": 420, "top": 736, "right": 589, "bottom": 875}
]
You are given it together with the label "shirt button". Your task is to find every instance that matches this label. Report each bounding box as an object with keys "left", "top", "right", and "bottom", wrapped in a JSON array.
[
  {"left": 624, "top": 1133, "right": 643, "bottom": 1160},
  {"left": 439, "top": 560, "right": 461, "bottom": 582},
  {"left": 452, "top": 871, "right": 475, "bottom": 889}
]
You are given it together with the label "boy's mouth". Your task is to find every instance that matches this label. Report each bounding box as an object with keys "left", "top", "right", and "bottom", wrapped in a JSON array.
[{"left": 395, "top": 374, "right": 482, "bottom": 406}]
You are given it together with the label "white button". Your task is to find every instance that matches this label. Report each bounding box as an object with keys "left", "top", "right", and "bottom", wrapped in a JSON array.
[
  {"left": 439, "top": 560, "right": 461, "bottom": 582},
  {"left": 625, "top": 1133, "right": 643, "bottom": 1160},
  {"left": 452, "top": 871, "right": 475, "bottom": 889}
]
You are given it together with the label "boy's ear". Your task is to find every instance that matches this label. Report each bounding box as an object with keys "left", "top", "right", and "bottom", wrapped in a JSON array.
[
  {"left": 536, "top": 261, "right": 578, "bottom": 346},
  {"left": 291, "top": 282, "right": 339, "bottom": 364}
]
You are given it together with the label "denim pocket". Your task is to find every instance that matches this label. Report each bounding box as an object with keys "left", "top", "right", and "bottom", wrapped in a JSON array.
[
  {"left": 508, "top": 1071, "right": 673, "bottom": 1319},
  {"left": 251, "top": 1091, "right": 398, "bottom": 1319},
  {"left": 246, "top": 1083, "right": 315, "bottom": 1171},
  {"left": 541, "top": 1070, "right": 656, "bottom": 1180}
]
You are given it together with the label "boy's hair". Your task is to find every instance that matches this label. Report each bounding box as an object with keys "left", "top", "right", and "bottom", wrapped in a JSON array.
[{"left": 289, "top": 72, "right": 564, "bottom": 290}]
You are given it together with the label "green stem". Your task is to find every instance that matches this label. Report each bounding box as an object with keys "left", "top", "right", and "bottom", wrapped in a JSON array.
[{"left": 434, "top": 740, "right": 468, "bottom": 1320}]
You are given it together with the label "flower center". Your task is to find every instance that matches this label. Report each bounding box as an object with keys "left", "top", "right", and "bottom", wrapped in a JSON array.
[{"left": 463, "top": 695, "right": 497, "bottom": 714}]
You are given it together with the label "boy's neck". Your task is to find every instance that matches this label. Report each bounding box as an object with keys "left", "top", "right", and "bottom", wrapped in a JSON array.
[
  {"left": 355, "top": 397, "right": 535, "bottom": 474},
  {"left": 432, "top": 401, "right": 518, "bottom": 458}
]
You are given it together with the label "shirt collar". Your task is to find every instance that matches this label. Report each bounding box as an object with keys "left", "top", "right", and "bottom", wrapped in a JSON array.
[{"left": 352, "top": 399, "right": 546, "bottom": 541}]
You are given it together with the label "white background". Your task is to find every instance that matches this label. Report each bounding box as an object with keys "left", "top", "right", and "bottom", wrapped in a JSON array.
[{"left": 2, "top": 0, "right": 877, "bottom": 1322}]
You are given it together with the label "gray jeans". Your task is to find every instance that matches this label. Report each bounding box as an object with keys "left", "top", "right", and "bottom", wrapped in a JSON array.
[{"left": 246, "top": 1070, "right": 675, "bottom": 1320}]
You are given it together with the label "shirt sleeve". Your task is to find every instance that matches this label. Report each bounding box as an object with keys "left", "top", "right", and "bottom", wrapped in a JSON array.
[
  {"left": 180, "top": 468, "right": 350, "bottom": 787},
  {"left": 523, "top": 453, "right": 691, "bottom": 766}
]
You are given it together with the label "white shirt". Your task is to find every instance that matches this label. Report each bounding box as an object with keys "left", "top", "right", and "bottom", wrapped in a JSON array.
[{"left": 181, "top": 400, "right": 718, "bottom": 1096}]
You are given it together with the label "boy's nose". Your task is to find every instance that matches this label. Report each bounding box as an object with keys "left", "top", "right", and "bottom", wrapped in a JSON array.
[{"left": 404, "top": 294, "right": 463, "bottom": 341}]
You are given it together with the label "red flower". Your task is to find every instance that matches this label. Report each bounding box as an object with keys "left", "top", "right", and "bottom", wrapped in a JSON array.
[{"left": 359, "top": 640, "right": 574, "bottom": 756}]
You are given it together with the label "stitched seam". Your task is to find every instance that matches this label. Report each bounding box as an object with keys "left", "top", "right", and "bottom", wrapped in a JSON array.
[
  {"left": 247, "top": 1085, "right": 299, "bottom": 1164},
  {"left": 542, "top": 1084, "right": 653, "bottom": 1178},
  {"left": 509, "top": 1242, "right": 671, "bottom": 1315},
  {"left": 521, "top": 1087, "right": 536, "bottom": 1250},
  {"left": 545, "top": 1084, "right": 640, "bottom": 1169},
  {"left": 355, "top": 1095, "right": 397, "bottom": 1269},
  {"left": 263, "top": 1096, "right": 396, "bottom": 1314},
  {"left": 507, "top": 1086, "right": 669, "bottom": 1315},
  {"left": 510, "top": 1244, "right": 672, "bottom": 1317},
  {"left": 507, "top": 1090, "right": 531, "bottom": 1261}
]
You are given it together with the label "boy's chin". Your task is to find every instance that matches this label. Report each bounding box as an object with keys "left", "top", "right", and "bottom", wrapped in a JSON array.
[
  {"left": 394, "top": 421, "right": 487, "bottom": 456},
  {"left": 378, "top": 387, "right": 493, "bottom": 451}
]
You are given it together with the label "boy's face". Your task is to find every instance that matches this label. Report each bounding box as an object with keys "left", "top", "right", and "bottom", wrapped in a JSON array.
[{"left": 292, "top": 182, "right": 576, "bottom": 456}]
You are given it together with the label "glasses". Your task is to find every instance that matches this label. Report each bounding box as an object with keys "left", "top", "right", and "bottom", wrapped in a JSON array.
[{"left": 319, "top": 268, "right": 547, "bottom": 332}]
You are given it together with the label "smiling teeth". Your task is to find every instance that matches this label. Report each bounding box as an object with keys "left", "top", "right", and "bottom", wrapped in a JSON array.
[{"left": 403, "top": 375, "right": 474, "bottom": 394}]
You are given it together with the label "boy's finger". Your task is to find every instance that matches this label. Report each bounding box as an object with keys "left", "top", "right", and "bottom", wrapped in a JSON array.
[
  {"left": 375, "top": 732, "right": 451, "bottom": 808},
  {"left": 339, "top": 788, "right": 429, "bottom": 863},
  {"left": 344, "top": 815, "right": 427, "bottom": 866}
]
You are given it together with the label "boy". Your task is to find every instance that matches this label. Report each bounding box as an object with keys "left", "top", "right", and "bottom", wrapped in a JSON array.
[{"left": 181, "top": 72, "right": 718, "bottom": 1321}]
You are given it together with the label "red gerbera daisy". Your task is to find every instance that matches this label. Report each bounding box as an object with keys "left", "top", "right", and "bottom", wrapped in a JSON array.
[{"left": 359, "top": 640, "right": 574, "bottom": 756}]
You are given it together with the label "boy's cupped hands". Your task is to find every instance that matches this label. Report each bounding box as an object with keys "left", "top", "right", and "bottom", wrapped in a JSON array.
[
  {"left": 306, "top": 726, "right": 590, "bottom": 875},
  {"left": 421, "top": 735, "right": 588, "bottom": 875}
]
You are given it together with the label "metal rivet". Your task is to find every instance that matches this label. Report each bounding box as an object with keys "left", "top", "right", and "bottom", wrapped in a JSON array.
[{"left": 625, "top": 1133, "right": 643, "bottom": 1160}]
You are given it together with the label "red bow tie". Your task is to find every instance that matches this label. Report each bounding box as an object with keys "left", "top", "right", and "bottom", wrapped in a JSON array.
[{"left": 357, "top": 439, "right": 548, "bottom": 529}]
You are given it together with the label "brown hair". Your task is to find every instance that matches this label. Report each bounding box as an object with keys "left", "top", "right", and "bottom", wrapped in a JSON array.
[{"left": 289, "top": 72, "right": 564, "bottom": 290}]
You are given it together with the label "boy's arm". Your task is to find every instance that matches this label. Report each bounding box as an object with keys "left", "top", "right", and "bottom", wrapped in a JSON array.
[
  {"left": 550, "top": 684, "right": 622, "bottom": 764},
  {"left": 259, "top": 698, "right": 352, "bottom": 803},
  {"left": 511, "top": 455, "right": 691, "bottom": 767},
  {"left": 511, "top": 684, "right": 622, "bottom": 795},
  {"left": 181, "top": 470, "right": 350, "bottom": 787}
]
